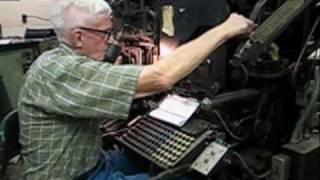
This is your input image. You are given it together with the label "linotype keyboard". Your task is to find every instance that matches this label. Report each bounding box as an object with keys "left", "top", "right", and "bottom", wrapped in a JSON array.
[{"left": 116, "top": 116, "right": 212, "bottom": 169}]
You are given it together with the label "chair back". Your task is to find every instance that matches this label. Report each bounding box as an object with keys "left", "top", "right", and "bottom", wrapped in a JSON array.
[{"left": 0, "top": 109, "right": 21, "bottom": 177}]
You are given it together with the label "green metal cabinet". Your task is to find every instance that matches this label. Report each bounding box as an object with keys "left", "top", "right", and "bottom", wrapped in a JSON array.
[{"left": 0, "top": 38, "right": 57, "bottom": 120}]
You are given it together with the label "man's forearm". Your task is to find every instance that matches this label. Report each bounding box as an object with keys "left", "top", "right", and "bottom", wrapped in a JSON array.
[
  {"left": 156, "top": 24, "right": 231, "bottom": 85},
  {"left": 136, "top": 25, "right": 230, "bottom": 95},
  {"left": 136, "top": 13, "right": 254, "bottom": 95}
]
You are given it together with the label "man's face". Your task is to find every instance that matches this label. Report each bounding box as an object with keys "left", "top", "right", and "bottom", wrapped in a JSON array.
[{"left": 72, "top": 14, "right": 113, "bottom": 61}]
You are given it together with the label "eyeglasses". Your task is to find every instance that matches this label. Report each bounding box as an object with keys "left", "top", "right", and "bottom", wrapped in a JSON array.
[{"left": 79, "top": 27, "right": 113, "bottom": 41}]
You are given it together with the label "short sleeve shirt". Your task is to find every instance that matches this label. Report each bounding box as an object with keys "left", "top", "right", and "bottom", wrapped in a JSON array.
[{"left": 18, "top": 43, "right": 142, "bottom": 179}]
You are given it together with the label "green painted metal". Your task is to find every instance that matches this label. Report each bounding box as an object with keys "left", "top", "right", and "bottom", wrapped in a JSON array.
[
  {"left": 0, "top": 48, "right": 33, "bottom": 109},
  {"left": 0, "top": 39, "right": 57, "bottom": 132}
]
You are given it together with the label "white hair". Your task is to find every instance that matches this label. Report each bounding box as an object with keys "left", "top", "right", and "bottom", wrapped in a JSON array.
[{"left": 50, "top": 0, "right": 112, "bottom": 42}]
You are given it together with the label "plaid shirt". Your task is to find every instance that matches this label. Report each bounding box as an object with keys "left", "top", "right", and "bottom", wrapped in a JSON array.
[{"left": 18, "top": 43, "right": 142, "bottom": 179}]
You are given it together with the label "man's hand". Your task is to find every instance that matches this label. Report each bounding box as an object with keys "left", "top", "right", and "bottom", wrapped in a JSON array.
[{"left": 222, "top": 13, "right": 256, "bottom": 38}]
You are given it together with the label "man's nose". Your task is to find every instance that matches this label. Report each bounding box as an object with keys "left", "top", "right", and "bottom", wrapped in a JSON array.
[{"left": 105, "top": 34, "right": 115, "bottom": 44}]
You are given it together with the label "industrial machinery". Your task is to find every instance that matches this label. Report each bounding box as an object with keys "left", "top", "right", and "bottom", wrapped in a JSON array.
[
  {"left": 1, "top": 0, "right": 317, "bottom": 179},
  {"left": 98, "top": 0, "right": 320, "bottom": 180},
  {"left": 3, "top": 0, "right": 319, "bottom": 179}
]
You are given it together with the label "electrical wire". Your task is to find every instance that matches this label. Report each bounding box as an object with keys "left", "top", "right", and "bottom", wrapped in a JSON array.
[
  {"left": 213, "top": 109, "right": 249, "bottom": 141},
  {"left": 229, "top": 61, "right": 249, "bottom": 87},
  {"left": 250, "top": 0, "right": 269, "bottom": 22},
  {"left": 317, "top": 40, "right": 320, "bottom": 145},
  {"left": 292, "top": 15, "right": 320, "bottom": 88},
  {"left": 248, "top": 64, "right": 293, "bottom": 79},
  {"left": 22, "top": 14, "right": 50, "bottom": 23},
  {"left": 234, "top": 114, "right": 255, "bottom": 130},
  {"left": 305, "top": 33, "right": 320, "bottom": 88},
  {"left": 290, "top": 66, "right": 320, "bottom": 143},
  {"left": 232, "top": 151, "right": 271, "bottom": 179}
]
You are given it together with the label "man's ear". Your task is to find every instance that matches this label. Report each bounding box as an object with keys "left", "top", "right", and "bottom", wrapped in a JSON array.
[{"left": 71, "top": 29, "right": 83, "bottom": 48}]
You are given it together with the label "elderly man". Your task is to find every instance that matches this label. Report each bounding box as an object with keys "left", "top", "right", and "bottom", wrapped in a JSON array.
[{"left": 18, "top": 0, "right": 255, "bottom": 179}]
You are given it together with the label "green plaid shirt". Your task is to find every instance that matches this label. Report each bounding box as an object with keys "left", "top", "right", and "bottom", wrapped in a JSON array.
[{"left": 18, "top": 43, "right": 142, "bottom": 179}]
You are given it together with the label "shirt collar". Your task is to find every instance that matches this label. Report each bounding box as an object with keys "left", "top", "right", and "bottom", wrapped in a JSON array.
[{"left": 60, "top": 42, "right": 77, "bottom": 55}]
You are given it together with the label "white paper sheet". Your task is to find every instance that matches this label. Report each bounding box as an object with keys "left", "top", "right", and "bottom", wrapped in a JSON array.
[{"left": 149, "top": 94, "right": 199, "bottom": 127}]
